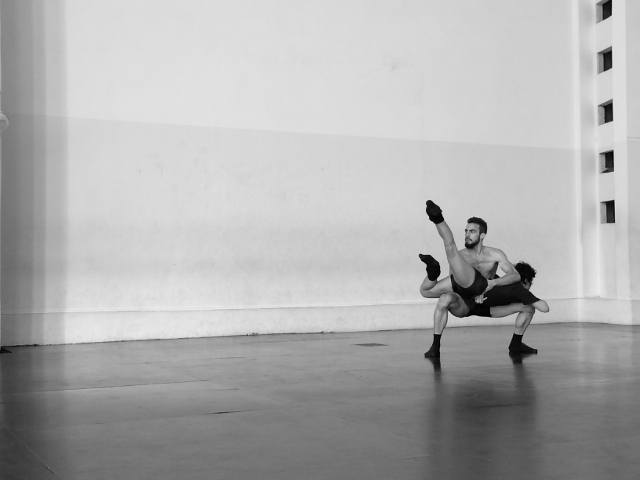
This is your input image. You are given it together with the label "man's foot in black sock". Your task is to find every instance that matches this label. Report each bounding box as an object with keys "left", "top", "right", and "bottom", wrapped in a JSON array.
[
  {"left": 419, "top": 254, "right": 441, "bottom": 281},
  {"left": 509, "top": 333, "right": 537, "bottom": 354},
  {"left": 425, "top": 334, "right": 441, "bottom": 358},
  {"left": 509, "top": 343, "right": 538, "bottom": 354},
  {"left": 426, "top": 200, "right": 445, "bottom": 224},
  {"left": 424, "top": 346, "right": 440, "bottom": 358}
]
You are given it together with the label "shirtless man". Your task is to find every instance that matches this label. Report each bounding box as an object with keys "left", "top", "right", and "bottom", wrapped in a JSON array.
[{"left": 419, "top": 200, "right": 522, "bottom": 356}]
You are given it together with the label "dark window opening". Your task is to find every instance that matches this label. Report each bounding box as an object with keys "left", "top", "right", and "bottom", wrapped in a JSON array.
[
  {"left": 601, "top": 200, "right": 615, "bottom": 224},
  {"left": 598, "top": 0, "right": 612, "bottom": 22},
  {"left": 602, "top": 0, "right": 612, "bottom": 20},
  {"left": 599, "top": 101, "right": 613, "bottom": 125},
  {"left": 598, "top": 49, "right": 612, "bottom": 73},
  {"left": 600, "top": 151, "right": 614, "bottom": 173}
]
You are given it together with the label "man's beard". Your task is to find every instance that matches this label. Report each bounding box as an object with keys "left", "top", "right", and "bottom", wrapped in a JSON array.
[{"left": 465, "top": 238, "right": 479, "bottom": 249}]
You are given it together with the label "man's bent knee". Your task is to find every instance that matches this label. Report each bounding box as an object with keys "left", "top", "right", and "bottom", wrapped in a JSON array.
[
  {"left": 436, "top": 293, "right": 458, "bottom": 310},
  {"left": 522, "top": 304, "right": 535, "bottom": 314},
  {"left": 437, "top": 293, "right": 468, "bottom": 318}
]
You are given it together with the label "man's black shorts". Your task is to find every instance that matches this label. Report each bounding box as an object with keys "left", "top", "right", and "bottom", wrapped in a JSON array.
[{"left": 450, "top": 268, "right": 488, "bottom": 308}]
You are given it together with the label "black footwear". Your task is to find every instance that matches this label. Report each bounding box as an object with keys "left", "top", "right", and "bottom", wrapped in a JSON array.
[
  {"left": 426, "top": 200, "right": 444, "bottom": 224},
  {"left": 419, "top": 254, "right": 441, "bottom": 281}
]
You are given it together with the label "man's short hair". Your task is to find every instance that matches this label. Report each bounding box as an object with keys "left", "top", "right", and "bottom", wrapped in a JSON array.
[
  {"left": 467, "top": 217, "right": 487, "bottom": 235},
  {"left": 515, "top": 262, "right": 537, "bottom": 284}
]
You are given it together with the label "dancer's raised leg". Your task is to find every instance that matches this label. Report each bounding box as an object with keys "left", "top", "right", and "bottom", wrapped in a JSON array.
[{"left": 426, "top": 200, "right": 476, "bottom": 288}]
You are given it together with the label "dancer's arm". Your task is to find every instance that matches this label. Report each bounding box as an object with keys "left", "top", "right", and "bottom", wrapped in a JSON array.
[{"left": 489, "top": 249, "right": 520, "bottom": 288}]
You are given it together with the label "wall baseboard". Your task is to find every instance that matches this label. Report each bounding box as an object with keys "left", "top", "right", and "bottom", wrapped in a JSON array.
[
  {"left": 578, "top": 297, "right": 640, "bottom": 325},
  {"left": 0, "top": 298, "right": 590, "bottom": 346}
]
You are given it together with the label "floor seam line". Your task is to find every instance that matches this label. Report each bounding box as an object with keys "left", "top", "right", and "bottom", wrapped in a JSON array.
[{"left": 6, "top": 427, "right": 62, "bottom": 479}]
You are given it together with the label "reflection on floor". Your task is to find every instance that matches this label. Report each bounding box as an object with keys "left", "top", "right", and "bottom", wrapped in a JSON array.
[{"left": 1, "top": 323, "right": 639, "bottom": 480}]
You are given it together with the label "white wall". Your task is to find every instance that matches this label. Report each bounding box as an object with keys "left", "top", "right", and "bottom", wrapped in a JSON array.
[{"left": 1, "top": 0, "right": 581, "bottom": 345}]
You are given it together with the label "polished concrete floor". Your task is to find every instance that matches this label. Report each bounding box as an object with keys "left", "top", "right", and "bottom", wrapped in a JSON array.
[{"left": 1, "top": 323, "right": 639, "bottom": 480}]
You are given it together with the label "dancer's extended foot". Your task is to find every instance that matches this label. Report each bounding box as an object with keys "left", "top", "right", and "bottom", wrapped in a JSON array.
[
  {"left": 509, "top": 343, "right": 538, "bottom": 354},
  {"left": 426, "top": 200, "right": 444, "bottom": 224},
  {"left": 425, "top": 334, "right": 442, "bottom": 357},
  {"left": 509, "top": 334, "right": 537, "bottom": 354},
  {"left": 419, "top": 254, "right": 441, "bottom": 281},
  {"left": 424, "top": 347, "right": 440, "bottom": 358}
]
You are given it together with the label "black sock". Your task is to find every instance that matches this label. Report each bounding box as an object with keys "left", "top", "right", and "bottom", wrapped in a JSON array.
[
  {"left": 419, "top": 254, "right": 441, "bottom": 281},
  {"left": 425, "top": 200, "right": 444, "bottom": 224},
  {"left": 509, "top": 334, "right": 538, "bottom": 354},
  {"left": 425, "top": 334, "right": 442, "bottom": 358}
]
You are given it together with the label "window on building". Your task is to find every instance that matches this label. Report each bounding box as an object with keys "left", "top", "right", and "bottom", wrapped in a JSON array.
[
  {"left": 597, "top": 0, "right": 612, "bottom": 22},
  {"left": 598, "top": 48, "right": 612, "bottom": 73},
  {"left": 600, "top": 151, "right": 614, "bottom": 173},
  {"left": 601, "top": 200, "right": 615, "bottom": 224},
  {"left": 599, "top": 101, "right": 613, "bottom": 125}
]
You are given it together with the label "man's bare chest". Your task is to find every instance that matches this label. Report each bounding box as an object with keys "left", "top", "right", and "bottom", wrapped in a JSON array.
[{"left": 460, "top": 251, "right": 497, "bottom": 274}]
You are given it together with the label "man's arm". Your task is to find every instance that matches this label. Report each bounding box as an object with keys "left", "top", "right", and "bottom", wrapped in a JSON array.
[{"left": 485, "top": 248, "right": 520, "bottom": 291}]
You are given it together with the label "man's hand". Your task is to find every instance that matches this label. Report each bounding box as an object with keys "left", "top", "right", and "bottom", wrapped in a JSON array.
[
  {"left": 474, "top": 294, "right": 486, "bottom": 304},
  {"left": 483, "top": 278, "right": 496, "bottom": 294}
]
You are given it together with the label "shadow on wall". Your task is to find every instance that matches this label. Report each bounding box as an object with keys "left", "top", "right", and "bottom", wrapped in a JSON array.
[{"left": 1, "top": 1, "right": 68, "bottom": 346}]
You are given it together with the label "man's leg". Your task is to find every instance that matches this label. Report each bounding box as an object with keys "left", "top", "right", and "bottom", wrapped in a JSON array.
[
  {"left": 490, "top": 303, "right": 538, "bottom": 354},
  {"left": 425, "top": 293, "right": 468, "bottom": 357},
  {"left": 514, "top": 309, "right": 534, "bottom": 335},
  {"left": 420, "top": 275, "right": 454, "bottom": 298},
  {"left": 426, "top": 201, "right": 476, "bottom": 288}
]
